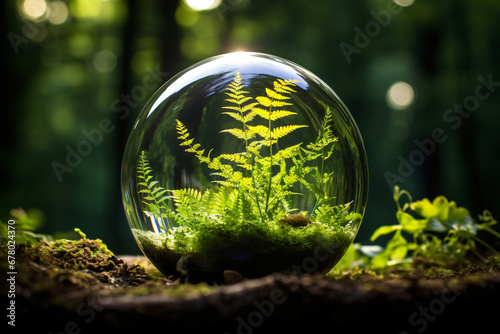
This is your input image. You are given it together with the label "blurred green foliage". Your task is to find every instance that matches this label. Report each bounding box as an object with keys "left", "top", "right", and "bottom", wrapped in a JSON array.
[{"left": 2, "top": 0, "right": 499, "bottom": 254}]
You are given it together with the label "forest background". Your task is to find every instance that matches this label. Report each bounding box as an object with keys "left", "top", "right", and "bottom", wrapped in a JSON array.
[{"left": 2, "top": 0, "right": 499, "bottom": 254}]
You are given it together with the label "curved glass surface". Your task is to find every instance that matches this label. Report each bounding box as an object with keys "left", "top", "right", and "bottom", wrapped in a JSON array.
[{"left": 121, "top": 52, "right": 368, "bottom": 283}]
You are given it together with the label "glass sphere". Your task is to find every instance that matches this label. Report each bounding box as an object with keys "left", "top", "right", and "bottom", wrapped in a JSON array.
[{"left": 121, "top": 52, "right": 368, "bottom": 283}]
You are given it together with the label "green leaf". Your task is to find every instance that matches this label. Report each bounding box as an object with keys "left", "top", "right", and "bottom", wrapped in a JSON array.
[
  {"left": 426, "top": 218, "right": 447, "bottom": 232},
  {"left": 409, "top": 198, "right": 437, "bottom": 218},
  {"left": 370, "top": 225, "right": 401, "bottom": 241},
  {"left": 397, "top": 211, "right": 427, "bottom": 234},
  {"left": 387, "top": 232, "right": 409, "bottom": 260},
  {"left": 371, "top": 230, "right": 409, "bottom": 269},
  {"left": 370, "top": 252, "right": 390, "bottom": 269}
]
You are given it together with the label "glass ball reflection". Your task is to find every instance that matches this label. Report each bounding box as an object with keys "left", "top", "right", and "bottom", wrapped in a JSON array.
[{"left": 121, "top": 52, "right": 368, "bottom": 283}]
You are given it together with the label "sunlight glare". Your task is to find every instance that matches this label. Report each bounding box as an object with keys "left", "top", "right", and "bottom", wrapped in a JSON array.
[{"left": 184, "top": 0, "right": 222, "bottom": 11}]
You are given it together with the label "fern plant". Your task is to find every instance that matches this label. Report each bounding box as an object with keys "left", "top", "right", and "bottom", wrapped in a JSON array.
[
  {"left": 134, "top": 73, "right": 360, "bottom": 280},
  {"left": 136, "top": 151, "right": 171, "bottom": 230}
]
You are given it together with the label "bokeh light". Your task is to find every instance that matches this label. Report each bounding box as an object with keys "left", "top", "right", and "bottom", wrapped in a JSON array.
[
  {"left": 386, "top": 81, "right": 415, "bottom": 110},
  {"left": 93, "top": 50, "right": 118, "bottom": 73},
  {"left": 21, "top": 0, "right": 47, "bottom": 20},
  {"left": 393, "top": 0, "right": 415, "bottom": 7},
  {"left": 183, "top": 0, "right": 222, "bottom": 11},
  {"left": 47, "top": 1, "right": 69, "bottom": 25}
]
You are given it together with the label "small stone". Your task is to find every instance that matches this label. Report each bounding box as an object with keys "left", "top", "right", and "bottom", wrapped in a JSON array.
[
  {"left": 280, "top": 213, "right": 311, "bottom": 227},
  {"left": 224, "top": 270, "right": 245, "bottom": 285}
]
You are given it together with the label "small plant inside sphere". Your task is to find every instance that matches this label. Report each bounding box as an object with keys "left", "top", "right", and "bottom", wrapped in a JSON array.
[{"left": 121, "top": 52, "right": 368, "bottom": 283}]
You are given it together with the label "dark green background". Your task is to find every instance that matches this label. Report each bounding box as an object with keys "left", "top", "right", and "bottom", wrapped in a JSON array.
[{"left": 2, "top": 0, "right": 499, "bottom": 254}]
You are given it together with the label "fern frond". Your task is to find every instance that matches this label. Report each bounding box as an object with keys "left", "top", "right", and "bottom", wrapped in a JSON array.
[
  {"left": 220, "top": 128, "right": 254, "bottom": 140},
  {"left": 136, "top": 150, "right": 171, "bottom": 229},
  {"left": 210, "top": 156, "right": 251, "bottom": 188},
  {"left": 273, "top": 80, "right": 297, "bottom": 94},
  {"left": 176, "top": 120, "right": 193, "bottom": 145},
  {"left": 176, "top": 119, "right": 213, "bottom": 165},
  {"left": 226, "top": 190, "right": 241, "bottom": 215},
  {"left": 223, "top": 73, "right": 255, "bottom": 113},
  {"left": 277, "top": 78, "right": 299, "bottom": 91},
  {"left": 221, "top": 110, "right": 244, "bottom": 122},
  {"left": 246, "top": 125, "right": 305, "bottom": 146},
  {"left": 212, "top": 170, "right": 248, "bottom": 189},
  {"left": 307, "top": 108, "right": 338, "bottom": 152},
  {"left": 273, "top": 143, "right": 302, "bottom": 161},
  {"left": 225, "top": 93, "right": 252, "bottom": 104},
  {"left": 252, "top": 108, "right": 297, "bottom": 121},
  {"left": 240, "top": 192, "right": 254, "bottom": 221},
  {"left": 180, "top": 138, "right": 194, "bottom": 147},
  {"left": 255, "top": 96, "right": 271, "bottom": 107},
  {"left": 265, "top": 88, "right": 290, "bottom": 100},
  {"left": 210, "top": 186, "right": 235, "bottom": 216},
  {"left": 312, "top": 201, "right": 361, "bottom": 227},
  {"left": 241, "top": 102, "right": 259, "bottom": 113},
  {"left": 222, "top": 109, "right": 259, "bottom": 123},
  {"left": 200, "top": 188, "right": 214, "bottom": 209},
  {"left": 176, "top": 120, "right": 189, "bottom": 138},
  {"left": 271, "top": 125, "right": 307, "bottom": 140},
  {"left": 253, "top": 77, "right": 297, "bottom": 149},
  {"left": 172, "top": 188, "right": 202, "bottom": 205},
  {"left": 170, "top": 188, "right": 203, "bottom": 221},
  {"left": 256, "top": 96, "right": 292, "bottom": 108},
  {"left": 245, "top": 125, "right": 267, "bottom": 138},
  {"left": 218, "top": 152, "right": 246, "bottom": 163}
]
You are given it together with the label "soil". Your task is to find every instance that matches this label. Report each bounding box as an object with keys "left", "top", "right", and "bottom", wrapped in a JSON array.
[{"left": 2, "top": 236, "right": 500, "bottom": 333}]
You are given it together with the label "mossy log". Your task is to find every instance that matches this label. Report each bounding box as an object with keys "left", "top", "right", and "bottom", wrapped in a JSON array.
[{"left": 3, "top": 237, "right": 500, "bottom": 333}]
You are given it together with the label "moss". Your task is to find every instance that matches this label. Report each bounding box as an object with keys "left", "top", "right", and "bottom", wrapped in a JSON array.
[
  {"left": 24, "top": 236, "right": 113, "bottom": 270},
  {"left": 133, "top": 218, "right": 353, "bottom": 283},
  {"left": 4, "top": 230, "right": 153, "bottom": 297},
  {"left": 484, "top": 254, "right": 500, "bottom": 270}
]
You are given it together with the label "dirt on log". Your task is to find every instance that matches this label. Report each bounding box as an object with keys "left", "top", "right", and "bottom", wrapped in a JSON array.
[{"left": 2, "top": 237, "right": 500, "bottom": 333}]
